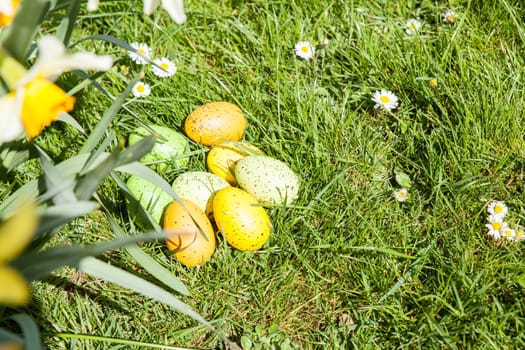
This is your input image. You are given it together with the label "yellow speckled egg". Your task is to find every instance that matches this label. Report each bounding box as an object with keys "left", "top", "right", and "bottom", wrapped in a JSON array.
[
  {"left": 213, "top": 187, "right": 271, "bottom": 251},
  {"left": 164, "top": 199, "right": 216, "bottom": 267},
  {"left": 207, "top": 141, "right": 264, "bottom": 185},
  {"left": 184, "top": 102, "right": 247, "bottom": 146}
]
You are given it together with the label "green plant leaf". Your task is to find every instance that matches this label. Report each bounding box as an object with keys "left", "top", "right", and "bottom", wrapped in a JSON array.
[
  {"left": 74, "top": 136, "right": 156, "bottom": 201},
  {"left": 1, "top": 0, "right": 49, "bottom": 61},
  {"left": 77, "top": 257, "right": 214, "bottom": 330},
  {"left": 13, "top": 231, "right": 168, "bottom": 281},
  {"left": 79, "top": 74, "right": 140, "bottom": 155},
  {"left": 36, "top": 146, "right": 77, "bottom": 204},
  {"left": 9, "top": 313, "right": 43, "bottom": 350},
  {"left": 58, "top": 112, "right": 86, "bottom": 135},
  {"left": 55, "top": 0, "right": 81, "bottom": 46},
  {"left": 107, "top": 215, "right": 190, "bottom": 296}
]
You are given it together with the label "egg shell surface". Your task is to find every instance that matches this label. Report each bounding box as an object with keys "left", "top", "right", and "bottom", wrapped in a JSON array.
[
  {"left": 235, "top": 155, "right": 299, "bottom": 205},
  {"left": 184, "top": 101, "right": 246, "bottom": 146},
  {"left": 206, "top": 141, "right": 264, "bottom": 185},
  {"left": 213, "top": 187, "right": 271, "bottom": 251},
  {"left": 164, "top": 199, "right": 216, "bottom": 267},
  {"left": 126, "top": 175, "right": 174, "bottom": 228},
  {"left": 129, "top": 124, "right": 189, "bottom": 172},
  {"left": 172, "top": 171, "right": 230, "bottom": 214}
]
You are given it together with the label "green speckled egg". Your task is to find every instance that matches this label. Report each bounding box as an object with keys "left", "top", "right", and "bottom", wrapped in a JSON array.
[
  {"left": 235, "top": 155, "right": 299, "bottom": 205},
  {"left": 129, "top": 124, "right": 189, "bottom": 172},
  {"left": 126, "top": 175, "right": 174, "bottom": 228},
  {"left": 213, "top": 187, "right": 271, "bottom": 251}
]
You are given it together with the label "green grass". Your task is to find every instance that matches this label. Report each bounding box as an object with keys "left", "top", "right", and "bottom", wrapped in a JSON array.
[{"left": 4, "top": 0, "right": 525, "bottom": 348}]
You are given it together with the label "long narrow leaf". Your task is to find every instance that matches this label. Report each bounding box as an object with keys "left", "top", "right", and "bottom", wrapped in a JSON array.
[
  {"left": 78, "top": 257, "right": 214, "bottom": 330},
  {"left": 79, "top": 75, "right": 140, "bottom": 154},
  {"left": 13, "top": 231, "right": 168, "bottom": 281},
  {"left": 75, "top": 136, "right": 155, "bottom": 200},
  {"left": 55, "top": 0, "right": 81, "bottom": 46},
  {"left": 36, "top": 146, "right": 76, "bottom": 204},
  {"left": 1, "top": 0, "right": 49, "bottom": 61},
  {"left": 58, "top": 112, "right": 86, "bottom": 135},
  {"left": 107, "top": 215, "right": 190, "bottom": 296},
  {"left": 10, "top": 313, "right": 43, "bottom": 350}
]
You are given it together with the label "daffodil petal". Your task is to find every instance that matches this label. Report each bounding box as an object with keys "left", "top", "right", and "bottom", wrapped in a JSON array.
[
  {"left": 0, "top": 265, "right": 31, "bottom": 306},
  {"left": 0, "top": 95, "right": 24, "bottom": 144},
  {"left": 0, "top": 202, "right": 38, "bottom": 262},
  {"left": 143, "top": 0, "right": 160, "bottom": 15},
  {"left": 161, "top": 0, "right": 186, "bottom": 24},
  {"left": 25, "top": 36, "right": 113, "bottom": 82},
  {"left": 20, "top": 78, "right": 75, "bottom": 138}
]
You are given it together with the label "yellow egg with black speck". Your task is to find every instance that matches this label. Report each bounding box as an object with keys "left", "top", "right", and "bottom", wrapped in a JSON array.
[
  {"left": 184, "top": 101, "right": 247, "bottom": 146},
  {"left": 164, "top": 199, "right": 216, "bottom": 267},
  {"left": 213, "top": 187, "right": 271, "bottom": 251},
  {"left": 207, "top": 141, "right": 264, "bottom": 185}
]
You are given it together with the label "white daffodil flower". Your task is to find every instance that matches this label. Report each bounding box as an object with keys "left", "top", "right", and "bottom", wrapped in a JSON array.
[
  {"left": 0, "top": 1, "right": 14, "bottom": 16},
  {"left": 0, "top": 35, "right": 113, "bottom": 144},
  {"left": 143, "top": 0, "right": 186, "bottom": 24}
]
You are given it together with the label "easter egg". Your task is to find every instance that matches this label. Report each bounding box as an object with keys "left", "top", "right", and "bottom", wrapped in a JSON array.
[
  {"left": 184, "top": 101, "right": 247, "bottom": 146},
  {"left": 172, "top": 171, "right": 230, "bottom": 214},
  {"left": 213, "top": 187, "right": 271, "bottom": 251},
  {"left": 235, "top": 155, "right": 299, "bottom": 205},
  {"left": 126, "top": 175, "right": 174, "bottom": 228},
  {"left": 206, "top": 141, "right": 264, "bottom": 185},
  {"left": 129, "top": 124, "right": 189, "bottom": 172},
  {"left": 164, "top": 199, "right": 216, "bottom": 267}
]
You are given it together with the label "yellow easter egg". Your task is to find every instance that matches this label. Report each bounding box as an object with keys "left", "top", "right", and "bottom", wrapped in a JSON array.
[
  {"left": 213, "top": 187, "right": 271, "bottom": 251},
  {"left": 206, "top": 141, "right": 264, "bottom": 185},
  {"left": 184, "top": 101, "right": 247, "bottom": 146}
]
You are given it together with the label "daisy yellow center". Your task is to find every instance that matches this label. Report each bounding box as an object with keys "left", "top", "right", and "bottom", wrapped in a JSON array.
[
  {"left": 409, "top": 24, "right": 416, "bottom": 30},
  {"left": 517, "top": 231, "right": 523, "bottom": 237},
  {"left": 301, "top": 46, "right": 309, "bottom": 53},
  {"left": 136, "top": 85, "right": 145, "bottom": 93},
  {"left": 380, "top": 95, "right": 391, "bottom": 104},
  {"left": 494, "top": 205, "right": 504, "bottom": 214},
  {"left": 505, "top": 230, "right": 513, "bottom": 237},
  {"left": 138, "top": 48, "right": 146, "bottom": 54},
  {"left": 493, "top": 222, "right": 502, "bottom": 230},
  {"left": 161, "top": 63, "right": 169, "bottom": 69},
  {"left": 446, "top": 14, "right": 455, "bottom": 21}
]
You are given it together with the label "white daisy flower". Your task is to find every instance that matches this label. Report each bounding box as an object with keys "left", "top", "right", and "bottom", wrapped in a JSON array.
[
  {"left": 294, "top": 41, "right": 315, "bottom": 60},
  {"left": 442, "top": 10, "right": 457, "bottom": 23},
  {"left": 372, "top": 89, "right": 399, "bottom": 111},
  {"left": 485, "top": 215, "right": 507, "bottom": 239},
  {"left": 152, "top": 58, "right": 177, "bottom": 78},
  {"left": 487, "top": 201, "right": 507, "bottom": 218},
  {"left": 128, "top": 43, "right": 151, "bottom": 65},
  {"left": 502, "top": 227, "right": 516, "bottom": 241},
  {"left": 405, "top": 19, "right": 422, "bottom": 35},
  {"left": 132, "top": 82, "right": 151, "bottom": 97},
  {"left": 394, "top": 188, "right": 408, "bottom": 202},
  {"left": 515, "top": 229, "right": 524, "bottom": 241}
]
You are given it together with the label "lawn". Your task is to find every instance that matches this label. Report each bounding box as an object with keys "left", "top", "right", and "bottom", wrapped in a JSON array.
[{"left": 2, "top": 0, "right": 525, "bottom": 349}]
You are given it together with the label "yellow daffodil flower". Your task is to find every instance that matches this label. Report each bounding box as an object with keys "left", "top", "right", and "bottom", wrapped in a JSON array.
[
  {"left": 143, "top": 0, "right": 186, "bottom": 24},
  {"left": 0, "top": 202, "right": 38, "bottom": 306},
  {"left": 0, "top": 0, "right": 19, "bottom": 27},
  {"left": 0, "top": 35, "right": 113, "bottom": 143}
]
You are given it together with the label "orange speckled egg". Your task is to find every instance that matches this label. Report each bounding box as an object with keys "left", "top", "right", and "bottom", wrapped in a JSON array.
[
  {"left": 213, "top": 187, "right": 271, "bottom": 251},
  {"left": 164, "top": 199, "right": 216, "bottom": 267},
  {"left": 207, "top": 141, "right": 264, "bottom": 185},
  {"left": 184, "top": 102, "right": 247, "bottom": 146}
]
